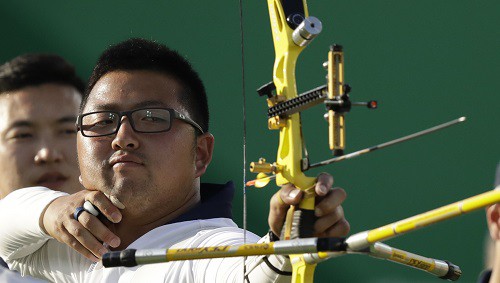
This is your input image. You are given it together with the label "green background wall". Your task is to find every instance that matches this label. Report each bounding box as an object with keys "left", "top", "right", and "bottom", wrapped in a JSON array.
[{"left": 1, "top": 1, "right": 499, "bottom": 282}]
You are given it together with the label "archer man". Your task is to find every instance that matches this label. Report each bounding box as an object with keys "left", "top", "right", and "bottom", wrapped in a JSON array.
[{"left": 0, "top": 38, "right": 349, "bottom": 282}]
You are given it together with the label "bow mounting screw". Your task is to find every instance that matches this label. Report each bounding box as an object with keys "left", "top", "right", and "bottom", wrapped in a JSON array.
[{"left": 250, "top": 158, "right": 280, "bottom": 174}]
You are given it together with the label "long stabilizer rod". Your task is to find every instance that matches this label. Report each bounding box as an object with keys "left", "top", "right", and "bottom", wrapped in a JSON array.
[
  {"left": 102, "top": 238, "right": 460, "bottom": 280},
  {"left": 346, "top": 189, "right": 500, "bottom": 251},
  {"left": 312, "top": 242, "right": 461, "bottom": 281},
  {"left": 102, "top": 237, "right": 345, "bottom": 267}
]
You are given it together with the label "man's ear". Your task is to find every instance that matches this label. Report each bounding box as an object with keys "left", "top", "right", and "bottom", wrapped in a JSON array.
[
  {"left": 194, "top": 132, "right": 214, "bottom": 177},
  {"left": 487, "top": 204, "right": 500, "bottom": 240}
]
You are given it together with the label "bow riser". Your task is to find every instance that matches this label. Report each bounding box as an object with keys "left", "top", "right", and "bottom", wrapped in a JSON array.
[
  {"left": 267, "top": 0, "right": 317, "bottom": 192},
  {"left": 267, "top": 1, "right": 320, "bottom": 282}
]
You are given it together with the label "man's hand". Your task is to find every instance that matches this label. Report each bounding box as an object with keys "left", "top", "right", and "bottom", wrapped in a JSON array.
[
  {"left": 268, "top": 173, "right": 350, "bottom": 238},
  {"left": 41, "top": 190, "right": 122, "bottom": 261}
]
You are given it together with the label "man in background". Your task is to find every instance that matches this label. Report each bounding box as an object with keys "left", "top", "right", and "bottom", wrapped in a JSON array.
[{"left": 0, "top": 53, "right": 85, "bottom": 281}]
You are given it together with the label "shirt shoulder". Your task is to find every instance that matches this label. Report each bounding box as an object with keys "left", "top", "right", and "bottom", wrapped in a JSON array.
[{"left": 130, "top": 218, "right": 259, "bottom": 249}]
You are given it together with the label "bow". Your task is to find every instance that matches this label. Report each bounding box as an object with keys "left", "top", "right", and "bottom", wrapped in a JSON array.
[
  {"left": 245, "top": 0, "right": 494, "bottom": 282},
  {"left": 248, "top": 1, "right": 374, "bottom": 280}
]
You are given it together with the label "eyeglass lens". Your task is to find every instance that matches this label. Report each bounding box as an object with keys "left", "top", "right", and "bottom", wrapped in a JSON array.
[{"left": 81, "top": 109, "right": 172, "bottom": 136}]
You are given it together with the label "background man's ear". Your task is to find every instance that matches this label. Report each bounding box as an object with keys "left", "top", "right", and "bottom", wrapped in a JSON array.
[
  {"left": 487, "top": 203, "right": 500, "bottom": 240},
  {"left": 194, "top": 133, "right": 214, "bottom": 177}
]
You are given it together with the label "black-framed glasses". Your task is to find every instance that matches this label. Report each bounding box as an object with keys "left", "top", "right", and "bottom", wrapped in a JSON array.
[{"left": 76, "top": 108, "right": 204, "bottom": 137}]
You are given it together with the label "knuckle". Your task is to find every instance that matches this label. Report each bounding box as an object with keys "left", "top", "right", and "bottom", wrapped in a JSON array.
[
  {"left": 101, "top": 206, "right": 113, "bottom": 216},
  {"left": 332, "top": 187, "right": 347, "bottom": 200},
  {"left": 279, "top": 191, "right": 289, "bottom": 202},
  {"left": 314, "top": 221, "right": 324, "bottom": 233},
  {"left": 85, "top": 191, "right": 98, "bottom": 203},
  {"left": 337, "top": 219, "right": 350, "bottom": 236},
  {"left": 55, "top": 222, "right": 65, "bottom": 232},
  {"left": 271, "top": 193, "right": 283, "bottom": 206},
  {"left": 269, "top": 197, "right": 277, "bottom": 207},
  {"left": 71, "top": 226, "right": 85, "bottom": 237},
  {"left": 318, "top": 172, "right": 333, "bottom": 183},
  {"left": 102, "top": 231, "right": 115, "bottom": 243},
  {"left": 68, "top": 239, "right": 80, "bottom": 249},
  {"left": 279, "top": 184, "right": 296, "bottom": 196},
  {"left": 335, "top": 206, "right": 344, "bottom": 217},
  {"left": 79, "top": 215, "right": 92, "bottom": 227},
  {"left": 57, "top": 233, "right": 69, "bottom": 244},
  {"left": 54, "top": 227, "right": 64, "bottom": 236},
  {"left": 314, "top": 217, "right": 330, "bottom": 231},
  {"left": 86, "top": 190, "right": 106, "bottom": 204}
]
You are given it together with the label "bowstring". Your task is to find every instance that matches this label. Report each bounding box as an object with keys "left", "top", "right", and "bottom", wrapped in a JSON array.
[{"left": 238, "top": 0, "right": 248, "bottom": 279}]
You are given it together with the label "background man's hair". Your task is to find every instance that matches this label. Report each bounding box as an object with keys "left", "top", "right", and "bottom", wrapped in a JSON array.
[
  {"left": 0, "top": 54, "right": 85, "bottom": 95},
  {"left": 84, "top": 38, "right": 209, "bottom": 133}
]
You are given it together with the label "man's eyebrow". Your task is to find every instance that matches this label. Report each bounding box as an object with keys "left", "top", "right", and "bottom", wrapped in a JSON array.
[
  {"left": 90, "top": 100, "right": 168, "bottom": 111},
  {"left": 8, "top": 121, "right": 34, "bottom": 128},
  {"left": 6, "top": 117, "right": 77, "bottom": 130}
]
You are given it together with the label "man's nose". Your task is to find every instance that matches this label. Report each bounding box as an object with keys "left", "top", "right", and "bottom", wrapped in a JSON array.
[
  {"left": 34, "top": 146, "right": 63, "bottom": 164},
  {"left": 111, "top": 117, "right": 140, "bottom": 150}
]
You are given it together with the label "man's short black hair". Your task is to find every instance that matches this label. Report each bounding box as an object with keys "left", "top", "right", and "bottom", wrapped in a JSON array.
[
  {"left": 84, "top": 38, "right": 209, "bottom": 133},
  {"left": 0, "top": 54, "right": 85, "bottom": 95}
]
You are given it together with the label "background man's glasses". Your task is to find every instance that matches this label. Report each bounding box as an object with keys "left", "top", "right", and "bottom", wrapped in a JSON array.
[{"left": 77, "top": 108, "right": 204, "bottom": 137}]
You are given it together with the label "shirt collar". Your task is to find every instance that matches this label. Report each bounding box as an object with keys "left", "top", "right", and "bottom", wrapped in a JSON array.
[{"left": 168, "top": 181, "right": 234, "bottom": 224}]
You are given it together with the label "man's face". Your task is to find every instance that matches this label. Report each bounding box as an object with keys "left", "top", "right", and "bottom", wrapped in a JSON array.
[
  {"left": 77, "top": 70, "right": 201, "bottom": 218},
  {"left": 0, "top": 84, "right": 82, "bottom": 198}
]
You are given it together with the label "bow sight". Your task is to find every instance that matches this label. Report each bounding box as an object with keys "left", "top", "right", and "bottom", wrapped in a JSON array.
[{"left": 255, "top": 43, "right": 378, "bottom": 169}]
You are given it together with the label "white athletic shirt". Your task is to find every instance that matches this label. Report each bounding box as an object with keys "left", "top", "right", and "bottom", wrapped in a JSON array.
[{"left": 0, "top": 187, "right": 291, "bottom": 283}]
